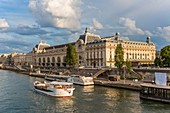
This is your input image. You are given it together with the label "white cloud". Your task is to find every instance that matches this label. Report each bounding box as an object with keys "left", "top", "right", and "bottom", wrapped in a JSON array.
[
  {"left": 92, "top": 18, "right": 103, "bottom": 29},
  {"left": 68, "top": 32, "right": 79, "bottom": 42},
  {"left": 121, "top": 36, "right": 129, "bottom": 40},
  {"left": 119, "top": 17, "right": 144, "bottom": 35},
  {"left": 0, "top": 33, "right": 39, "bottom": 53},
  {"left": 29, "top": 0, "right": 82, "bottom": 31},
  {"left": 0, "top": 19, "right": 9, "bottom": 30},
  {"left": 87, "top": 5, "right": 98, "bottom": 10},
  {"left": 145, "top": 31, "right": 153, "bottom": 36},
  {"left": 157, "top": 26, "right": 170, "bottom": 42},
  {"left": 119, "top": 17, "right": 152, "bottom": 36}
]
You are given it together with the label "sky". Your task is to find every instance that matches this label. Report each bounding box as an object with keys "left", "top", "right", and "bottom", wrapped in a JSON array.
[{"left": 0, "top": 0, "right": 170, "bottom": 54}]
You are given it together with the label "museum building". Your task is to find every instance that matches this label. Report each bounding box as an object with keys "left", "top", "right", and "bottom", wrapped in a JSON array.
[{"left": 33, "top": 28, "right": 156, "bottom": 68}]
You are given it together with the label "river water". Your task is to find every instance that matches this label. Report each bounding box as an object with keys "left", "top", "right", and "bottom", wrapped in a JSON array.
[{"left": 0, "top": 70, "right": 170, "bottom": 113}]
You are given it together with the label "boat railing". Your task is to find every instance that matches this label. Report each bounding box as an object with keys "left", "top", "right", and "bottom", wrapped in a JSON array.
[
  {"left": 141, "top": 91, "right": 170, "bottom": 100},
  {"left": 54, "top": 85, "right": 73, "bottom": 89}
]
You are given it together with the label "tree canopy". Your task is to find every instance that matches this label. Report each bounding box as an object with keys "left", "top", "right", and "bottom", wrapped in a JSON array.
[
  {"left": 66, "top": 44, "right": 78, "bottom": 67},
  {"left": 160, "top": 45, "right": 170, "bottom": 67},
  {"left": 154, "top": 57, "right": 162, "bottom": 67},
  {"left": 114, "top": 43, "right": 124, "bottom": 74},
  {"left": 125, "top": 60, "right": 132, "bottom": 74}
]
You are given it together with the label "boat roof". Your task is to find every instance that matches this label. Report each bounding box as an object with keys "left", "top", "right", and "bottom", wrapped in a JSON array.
[
  {"left": 141, "top": 83, "right": 170, "bottom": 89},
  {"left": 47, "top": 75, "right": 70, "bottom": 78},
  {"left": 50, "top": 81, "right": 73, "bottom": 85}
]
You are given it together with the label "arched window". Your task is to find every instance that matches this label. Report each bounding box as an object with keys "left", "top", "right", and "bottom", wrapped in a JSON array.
[
  {"left": 43, "top": 58, "right": 45, "bottom": 63},
  {"left": 63, "top": 56, "right": 66, "bottom": 63},
  {"left": 57, "top": 57, "right": 61, "bottom": 63},
  {"left": 79, "top": 55, "right": 82, "bottom": 60},
  {"left": 52, "top": 57, "right": 55, "bottom": 63},
  {"left": 47, "top": 57, "right": 50, "bottom": 63},
  {"left": 39, "top": 58, "right": 41, "bottom": 63}
]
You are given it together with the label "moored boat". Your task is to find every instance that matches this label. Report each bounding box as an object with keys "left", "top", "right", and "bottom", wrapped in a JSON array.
[
  {"left": 33, "top": 81, "right": 75, "bottom": 97},
  {"left": 140, "top": 72, "right": 170, "bottom": 103},
  {"left": 140, "top": 83, "right": 170, "bottom": 103},
  {"left": 67, "top": 75, "right": 94, "bottom": 86}
]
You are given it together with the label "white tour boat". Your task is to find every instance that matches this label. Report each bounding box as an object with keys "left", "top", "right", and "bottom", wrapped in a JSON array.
[
  {"left": 33, "top": 81, "right": 75, "bottom": 98},
  {"left": 67, "top": 75, "right": 94, "bottom": 86}
]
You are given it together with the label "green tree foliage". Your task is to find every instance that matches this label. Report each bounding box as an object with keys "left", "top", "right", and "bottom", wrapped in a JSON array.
[
  {"left": 125, "top": 60, "right": 132, "bottom": 74},
  {"left": 115, "top": 43, "right": 124, "bottom": 74},
  {"left": 154, "top": 57, "right": 162, "bottom": 67},
  {"left": 160, "top": 45, "right": 170, "bottom": 67},
  {"left": 66, "top": 44, "right": 78, "bottom": 67},
  {"left": 5, "top": 55, "right": 12, "bottom": 65}
]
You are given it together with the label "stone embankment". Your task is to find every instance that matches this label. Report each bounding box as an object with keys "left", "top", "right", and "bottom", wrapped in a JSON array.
[
  {"left": 1, "top": 66, "right": 143, "bottom": 91},
  {"left": 94, "top": 79, "right": 142, "bottom": 91}
]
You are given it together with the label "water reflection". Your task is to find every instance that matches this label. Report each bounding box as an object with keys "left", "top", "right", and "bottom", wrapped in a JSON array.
[
  {"left": 31, "top": 88, "right": 75, "bottom": 113},
  {"left": 96, "top": 87, "right": 142, "bottom": 113},
  {"left": 82, "top": 85, "right": 94, "bottom": 93},
  {"left": 2, "top": 70, "right": 170, "bottom": 113},
  {"left": 54, "top": 98, "right": 74, "bottom": 112},
  {"left": 140, "top": 99, "right": 170, "bottom": 113}
]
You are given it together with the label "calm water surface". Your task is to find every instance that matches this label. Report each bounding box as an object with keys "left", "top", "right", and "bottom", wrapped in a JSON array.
[{"left": 0, "top": 70, "right": 170, "bottom": 113}]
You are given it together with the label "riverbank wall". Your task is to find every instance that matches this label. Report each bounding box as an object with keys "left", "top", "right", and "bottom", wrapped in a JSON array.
[
  {"left": 94, "top": 79, "right": 142, "bottom": 91},
  {"left": 1, "top": 66, "right": 143, "bottom": 91}
]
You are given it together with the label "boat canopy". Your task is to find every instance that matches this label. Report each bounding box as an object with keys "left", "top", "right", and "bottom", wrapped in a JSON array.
[
  {"left": 50, "top": 81, "right": 73, "bottom": 85},
  {"left": 141, "top": 83, "right": 170, "bottom": 89}
]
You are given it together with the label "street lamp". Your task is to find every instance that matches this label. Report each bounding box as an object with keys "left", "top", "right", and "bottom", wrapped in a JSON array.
[{"left": 123, "top": 65, "right": 126, "bottom": 84}]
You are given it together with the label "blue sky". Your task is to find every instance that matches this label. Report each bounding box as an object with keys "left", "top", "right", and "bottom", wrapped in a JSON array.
[{"left": 0, "top": 0, "right": 170, "bottom": 54}]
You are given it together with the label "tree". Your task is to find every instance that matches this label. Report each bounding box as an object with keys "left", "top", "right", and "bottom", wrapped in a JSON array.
[
  {"left": 66, "top": 44, "right": 78, "bottom": 67},
  {"left": 125, "top": 60, "right": 132, "bottom": 74},
  {"left": 5, "top": 55, "right": 12, "bottom": 65},
  {"left": 154, "top": 57, "right": 162, "bottom": 67},
  {"left": 160, "top": 45, "right": 170, "bottom": 67},
  {"left": 114, "top": 43, "right": 124, "bottom": 75}
]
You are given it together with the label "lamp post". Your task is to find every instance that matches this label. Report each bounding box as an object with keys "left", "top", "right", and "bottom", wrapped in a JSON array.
[{"left": 123, "top": 65, "right": 126, "bottom": 84}]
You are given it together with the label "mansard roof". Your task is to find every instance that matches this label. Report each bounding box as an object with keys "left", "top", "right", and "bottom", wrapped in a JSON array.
[
  {"left": 34, "top": 41, "right": 50, "bottom": 50},
  {"left": 78, "top": 27, "right": 101, "bottom": 44},
  {"left": 78, "top": 33, "right": 101, "bottom": 44},
  {"left": 45, "top": 42, "right": 76, "bottom": 50}
]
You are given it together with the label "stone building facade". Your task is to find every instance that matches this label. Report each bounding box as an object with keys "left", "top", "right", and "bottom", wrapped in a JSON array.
[
  {"left": 13, "top": 53, "right": 26, "bottom": 66},
  {"left": 33, "top": 28, "right": 156, "bottom": 68}
]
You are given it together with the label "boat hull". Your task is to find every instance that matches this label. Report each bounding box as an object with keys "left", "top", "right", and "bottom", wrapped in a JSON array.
[
  {"left": 34, "top": 87, "right": 75, "bottom": 98},
  {"left": 71, "top": 82, "right": 94, "bottom": 86},
  {"left": 140, "top": 95, "right": 170, "bottom": 103},
  {"left": 67, "top": 76, "right": 94, "bottom": 86}
]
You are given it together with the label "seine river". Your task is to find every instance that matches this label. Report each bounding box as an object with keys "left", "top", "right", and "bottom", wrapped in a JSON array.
[{"left": 0, "top": 70, "right": 170, "bottom": 113}]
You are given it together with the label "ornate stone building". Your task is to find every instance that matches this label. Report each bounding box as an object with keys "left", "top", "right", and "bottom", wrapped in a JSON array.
[
  {"left": 13, "top": 53, "right": 26, "bottom": 66},
  {"left": 86, "top": 33, "right": 156, "bottom": 68},
  {"left": 33, "top": 28, "right": 156, "bottom": 68}
]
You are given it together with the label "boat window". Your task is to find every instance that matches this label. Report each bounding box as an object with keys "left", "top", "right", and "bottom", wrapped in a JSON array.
[
  {"left": 155, "top": 88, "right": 159, "bottom": 97},
  {"left": 148, "top": 87, "right": 155, "bottom": 96},
  {"left": 163, "top": 89, "right": 167, "bottom": 98},
  {"left": 167, "top": 90, "right": 170, "bottom": 99},
  {"left": 158, "top": 89, "right": 163, "bottom": 97},
  {"left": 54, "top": 85, "right": 62, "bottom": 89},
  {"left": 63, "top": 85, "right": 72, "bottom": 88},
  {"left": 143, "top": 87, "right": 148, "bottom": 94}
]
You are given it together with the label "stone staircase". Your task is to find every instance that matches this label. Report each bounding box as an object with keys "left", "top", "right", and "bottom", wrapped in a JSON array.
[
  {"left": 130, "top": 70, "right": 143, "bottom": 79},
  {"left": 14, "top": 65, "right": 26, "bottom": 71},
  {"left": 93, "top": 69, "right": 107, "bottom": 78}
]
